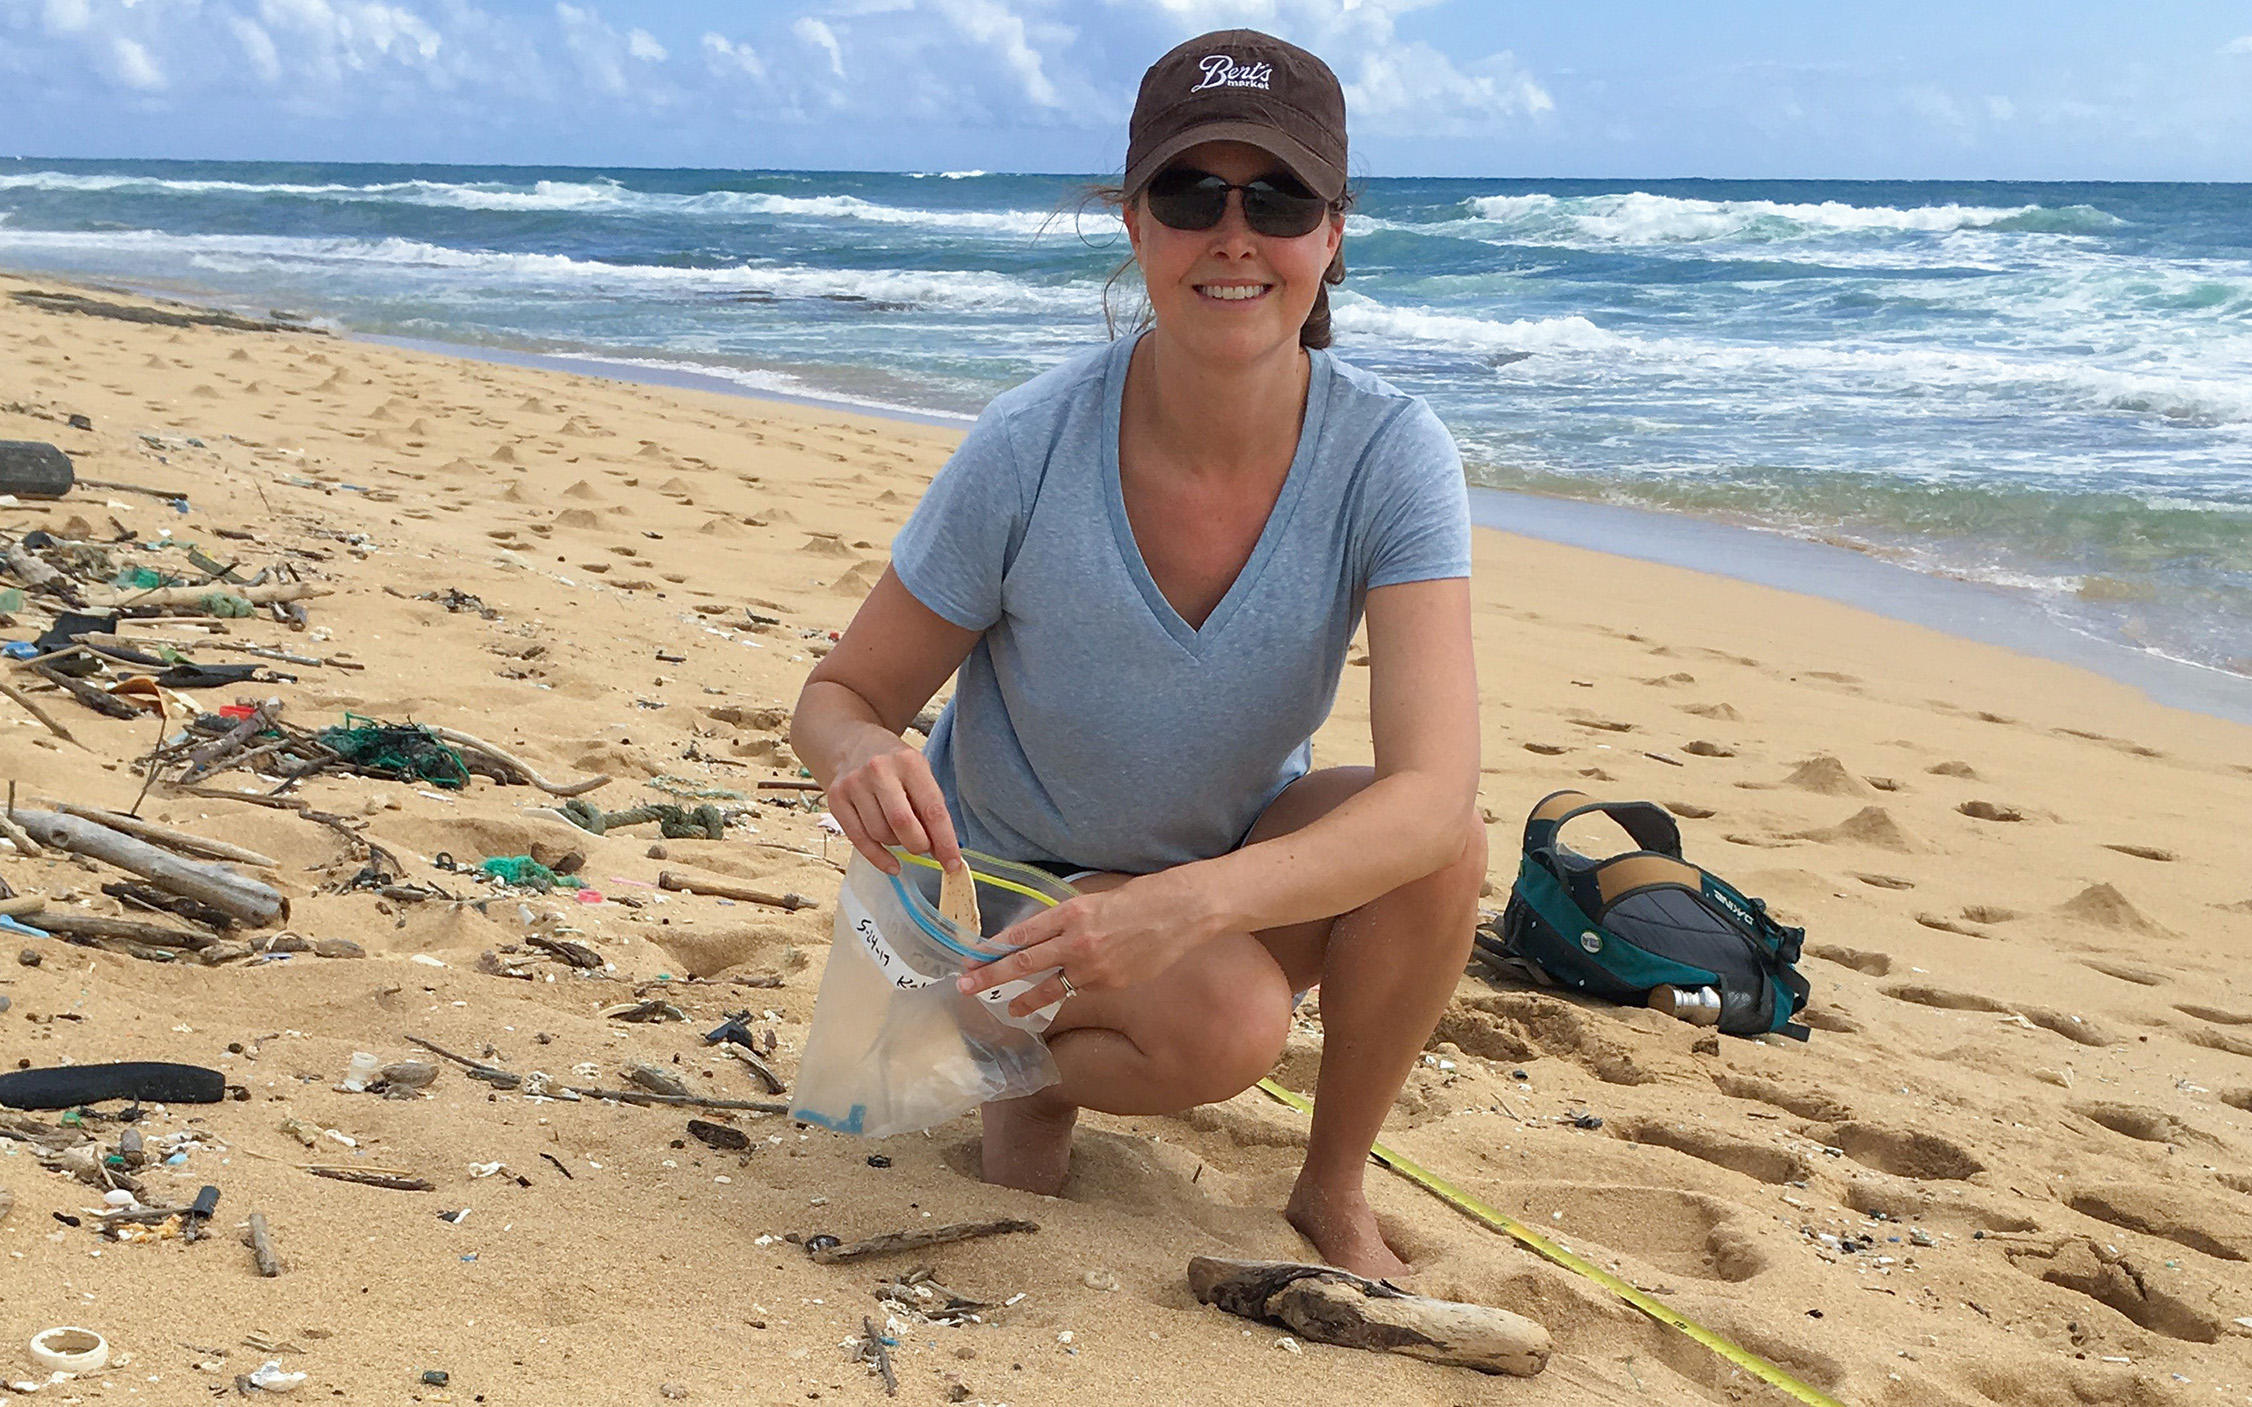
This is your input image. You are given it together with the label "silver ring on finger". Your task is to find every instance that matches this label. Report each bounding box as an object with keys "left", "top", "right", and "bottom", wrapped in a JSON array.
[{"left": 1057, "top": 972, "right": 1079, "bottom": 1001}]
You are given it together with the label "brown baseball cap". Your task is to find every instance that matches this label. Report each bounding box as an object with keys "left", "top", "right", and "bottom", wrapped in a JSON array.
[{"left": 1123, "top": 29, "right": 1347, "bottom": 203}]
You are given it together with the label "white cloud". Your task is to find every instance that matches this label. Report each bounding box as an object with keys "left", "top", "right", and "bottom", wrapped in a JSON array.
[
  {"left": 2223, "top": 34, "right": 2252, "bottom": 56},
  {"left": 627, "top": 28, "right": 665, "bottom": 62},
  {"left": 701, "top": 31, "right": 765, "bottom": 81},
  {"left": 556, "top": 2, "right": 674, "bottom": 98},
  {"left": 230, "top": 16, "right": 283, "bottom": 82},
  {"left": 1986, "top": 94, "right": 2015, "bottom": 122},
  {"left": 109, "top": 34, "right": 166, "bottom": 89},
  {"left": 41, "top": 0, "right": 92, "bottom": 35},
  {"left": 933, "top": 0, "right": 1064, "bottom": 107},
  {"left": 793, "top": 16, "right": 845, "bottom": 79}
]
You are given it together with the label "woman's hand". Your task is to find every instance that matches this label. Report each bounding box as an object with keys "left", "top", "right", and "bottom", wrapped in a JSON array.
[
  {"left": 825, "top": 729, "right": 962, "bottom": 875},
  {"left": 959, "top": 869, "right": 1228, "bottom": 1017}
]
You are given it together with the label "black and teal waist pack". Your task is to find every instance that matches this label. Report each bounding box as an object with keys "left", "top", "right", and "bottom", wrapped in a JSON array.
[{"left": 1485, "top": 790, "right": 1812, "bottom": 1040}]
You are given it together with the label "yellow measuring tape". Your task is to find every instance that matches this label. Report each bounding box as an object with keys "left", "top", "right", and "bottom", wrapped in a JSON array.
[{"left": 1254, "top": 1078, "right": 1845, "bottom": 1406}]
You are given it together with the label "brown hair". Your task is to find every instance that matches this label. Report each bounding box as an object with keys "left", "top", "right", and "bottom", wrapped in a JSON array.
[{"left": 1086, "top": 181, "right": 1353, "bottom": 350}]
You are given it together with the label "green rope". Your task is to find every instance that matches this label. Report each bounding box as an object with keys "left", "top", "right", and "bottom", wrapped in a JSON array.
[
  {"left": 315, "top": 712, "right": 474, "bottom": 789},
  {"left": 559, "top": 799, "right": 728, "bottom": 839}
]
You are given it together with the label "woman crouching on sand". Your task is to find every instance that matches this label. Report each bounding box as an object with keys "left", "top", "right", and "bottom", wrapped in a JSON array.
[{"left": 790, "top": 28, "right": 1479, "bottom": 1279}]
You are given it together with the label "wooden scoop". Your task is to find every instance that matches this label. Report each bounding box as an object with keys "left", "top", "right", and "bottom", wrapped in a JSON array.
[{"left": 938, "top": 861, "right": 982, "bottom": 937}]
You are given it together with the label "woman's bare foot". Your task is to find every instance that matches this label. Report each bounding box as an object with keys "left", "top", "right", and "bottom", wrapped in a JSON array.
[
  {"left": 1286, "top": 1180, "right": 1409, "bottom": 1279},
  {"left": 979, "top": 1094, "right": 1078, "bottom": 1195}
]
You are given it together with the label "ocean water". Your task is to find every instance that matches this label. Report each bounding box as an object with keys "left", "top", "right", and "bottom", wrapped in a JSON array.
[{"left": 2, "top": 160, "right": 2247, "bottom": 679}]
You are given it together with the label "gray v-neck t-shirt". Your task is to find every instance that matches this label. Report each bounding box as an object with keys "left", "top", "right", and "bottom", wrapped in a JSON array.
[{"left": 891, "top": 332, "right": 1472, "bottom": 875}]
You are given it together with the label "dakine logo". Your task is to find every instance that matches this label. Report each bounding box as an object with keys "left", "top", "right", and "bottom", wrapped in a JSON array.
[{"left": 1192, "top": 54, "right": 1272, "bottom": 93}]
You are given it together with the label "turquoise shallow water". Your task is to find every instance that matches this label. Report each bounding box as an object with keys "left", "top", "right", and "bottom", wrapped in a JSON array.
[{"left": 3, "top": 159, "right": 2247, "bottom": 678}]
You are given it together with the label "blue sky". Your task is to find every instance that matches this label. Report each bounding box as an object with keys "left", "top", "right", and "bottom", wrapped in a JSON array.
[{"left": 3, "top": 1, "right": 2249, "bottom": 180}]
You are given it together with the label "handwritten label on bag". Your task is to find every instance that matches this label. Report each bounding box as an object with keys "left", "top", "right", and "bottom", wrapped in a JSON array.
[{"left": 839, "top": 879, "right": 940, "bottom": 990}]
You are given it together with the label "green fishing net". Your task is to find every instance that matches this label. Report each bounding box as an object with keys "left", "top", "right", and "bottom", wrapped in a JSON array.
[
  {"left": 314, "top": 713, "right": 474, "bottom": 789},
  {"left": 478, "top": 855, "right": 585, "bottom": 891}
]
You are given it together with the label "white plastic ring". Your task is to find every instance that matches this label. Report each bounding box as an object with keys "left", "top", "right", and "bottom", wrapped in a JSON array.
[{"left": 30, "top": 1326, "right": 111, "bottom": 1374}]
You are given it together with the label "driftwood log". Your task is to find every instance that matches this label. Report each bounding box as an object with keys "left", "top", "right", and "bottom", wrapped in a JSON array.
[
  {"left": 48, "top": 801, "right": 280, "bottom": 869},
  {"left": 23, "top": 910, "right": 218, "bottom": 951},
  {"left": 1188, "top": 1257, "right": 1551, "bottom": 1378},
  {"left": 6, "top": 809, "right": 286, "bottom": 926},
  {"left": 86, "top": 581, "right": 328, "bottom": 611}
]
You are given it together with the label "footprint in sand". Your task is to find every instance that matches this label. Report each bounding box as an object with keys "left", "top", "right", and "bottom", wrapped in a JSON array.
[
  {"left": 1709, "top": 1072, "right": 1851, "bottom": 1123},
  {"left": 1520, "top": 741, "right": 1569, "bottom": 755},
  {"left": 1818, "top": 1122, "right": 1985, "bottom": 1181},
  {"left": 1611, "top": 1116, "right": 1813, "bottom": 1186},
  {"left": 1516, "top": 1184, "right": 1771, "bottom": 1283},
  {"left": 2007, "top": 1238, "right": 2229, "bottom": 1342},
  {"left": 1564, "top": 712, "right": 1635, "bottom": 733},
  {"left": 2074, "top": 1101, "right": 2204, "bottom": 1144},
  {"left": 2055, "top": 726, "right": 2165, "bottom": 758},
  {"left": 2102, "top": 843, "right": 2176, "bottom": 862},
  {"left": 1884, "top": 983, "right": 2016, "bottom": 1013},
  {"left": 1681, "top": 739, "right": 1736, "bottom": 757},
  {"left": 1957, "top": 800, "right": 2027, "bottom": 822},
  {"left": 1851, "top": 871, "right": 1914, "bottom": 890},
  {"left": 1664, "top": 801, "right": 1715, "bottom": 818},
  {"left": 1678, "top": 701, "right": 1743, "bottom": 721},
  {"left": 2078, "top": 957, "right": 2167, "bottom": 987},
  {"left": 1638, "top": 671, "right": 1697, "bottom": 687},
  {"left": 1926, "top": 760, "right": 1978, "bottom": 778},
  {"left": 1432, "top": 991, "right": 1654, "bottom": 1087},
  {"left": 1806, "top": 943, "right": 1891, "bottom": 976},
  {"left": 2186, "top": 1026, "right": 2252, "bottom": 1060},
  {"left": 2067, "top": 1183, "right": 2252, "bottom": 1262},
  {"left": 2175, "top": 1003, "right": 2252, "bottom": 1025}
]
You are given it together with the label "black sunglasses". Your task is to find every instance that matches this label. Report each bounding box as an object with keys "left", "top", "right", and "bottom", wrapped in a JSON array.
[{"left": 1143, "top": 167, "right": 1331, "bottom": 239}]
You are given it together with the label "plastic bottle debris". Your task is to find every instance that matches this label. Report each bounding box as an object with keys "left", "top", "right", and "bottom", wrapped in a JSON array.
[
  {"left": 338, "top": 1051, "right": 381, "bottom": 1093},
  {"left": 247, "top": 1360, "right": 307, "bottom": 1392}
]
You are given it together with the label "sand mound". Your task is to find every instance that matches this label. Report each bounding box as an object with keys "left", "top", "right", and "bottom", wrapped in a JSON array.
[
  {"left": 826, "top": 560, "right": 884, "bottom": 595},
  {"left": 552, "top": 508, "right": 601, "bottom": 529},
  {"left": 1794, "top": 806, "right": 1926, "bottom": 853},
  {"left": 697, "top": 516, "right": 749, "bottom": 537},
  {"left": 1782, "top": 755, "right": 1869, "bottom": 796},
  {"left": 2056, "top": 882, "right": 2174, "bottom": 937},
  {"left": 799, "top": 533, "right": 857, "bottom": 557},
  {"left": 562, "top": 480, "right": 604, "bottom": 500}
]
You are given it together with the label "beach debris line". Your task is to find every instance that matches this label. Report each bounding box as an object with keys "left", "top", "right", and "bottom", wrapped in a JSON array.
[{"left": 1188, "top": 1257, "right": 1551, "bottom": 1377}]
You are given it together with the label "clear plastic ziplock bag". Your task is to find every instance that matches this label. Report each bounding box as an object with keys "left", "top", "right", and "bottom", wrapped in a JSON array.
[{"left": 791, "top": 849, "right": 1078, "bottom": 1139}]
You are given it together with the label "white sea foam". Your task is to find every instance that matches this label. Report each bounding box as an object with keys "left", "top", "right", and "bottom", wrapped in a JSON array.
[
  {"left": 1330, "top": 295, "right": 1626, "bottom": 354},
  {"left": 0, "top": 169, "right": 1062, "bottom": 234},
  {"left": 543, "top": 352, "right": 977, "bottom": 422},
  {"left": 1455, "top": 191, "right": 2123, "bottom": 245},
  {"left": 0, "top": 225, "right": 1073, "bottom": 312}
]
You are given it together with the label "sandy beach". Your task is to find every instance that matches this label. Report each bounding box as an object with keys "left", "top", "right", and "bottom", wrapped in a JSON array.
[{"left": 3, "top": 269, "right": 2251, "bottom": 1405}]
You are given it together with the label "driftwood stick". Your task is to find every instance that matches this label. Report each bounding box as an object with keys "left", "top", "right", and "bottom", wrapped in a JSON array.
[
  {"left": 565, "top": 1086, "right": 790, "bottom": 1114},
  {"left": 301, "top": 1166, "right": 433, "bottom": 1192},
  {"left": 23, "top": 663, "right": 141, "bottom": 720},
  {"left": 0, "top": 811, "right": 44, "bottom": 858},
  {"left": 0, "top": 895, "right": 46, "bottom": 917},
  {"left": 423, "top": 727, "right": 609, "bottom": 797},
  {"left": 721, "top": 1044, "right": 787, "bottom": 1095},
  {"left": 21, "top": 910, "right": 217, "bottom": 950},
  {"left": 243, "top": 1211, "right": 282, "bottom": 1276},
  {"left": 402, "top": 1035, "right": 522, "bottom": 1088},
  {"left": 182, "top": 705, "right": 274, "bottom": 773},
  {"left": 860, "top": 1316, "right": 898, "bottom": 1396},
  {"left": 48, "top": 801, "right": 280, "bottom": 868},
  {"left": 2, "top": 543, "right": 70, "bottom": 595},
  {"left": 0, "top": 676, "right": 85, "bottom": 748},
  {"left": 5, "top": 808, "right": 286, "bottom": 925},
  {"left": 811, "top": 1219, "right": 1040, "bottom": 1265},
  {"left": 657, "top": 870, "right": 814, "bottom": 911},
  {"left": 1188, "top": 1257, "right": 1551, "bottom": 1378},
  {"left": 87, "top": 581, "right": 329, "bottom": 611},
  {"left": 85, "top": 632, "right": 358, "bottom": 671}
]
